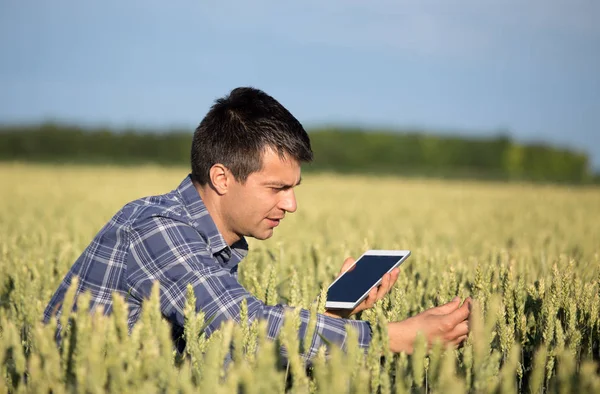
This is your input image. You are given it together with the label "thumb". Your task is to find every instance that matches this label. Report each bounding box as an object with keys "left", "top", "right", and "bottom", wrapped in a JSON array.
[
  {"left": 447, "top": 298, "right": 471, "bottom": 326},
  {"left": 432, "top": 296, "right": 461, "bottom": 315},
  {"left": 338, "top": 257, "right": 356, "bottom": 276}
]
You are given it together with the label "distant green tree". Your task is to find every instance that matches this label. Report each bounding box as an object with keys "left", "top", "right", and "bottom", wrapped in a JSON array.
[{"left": 0, "top": 124, "right": 596, "bottom": 184}]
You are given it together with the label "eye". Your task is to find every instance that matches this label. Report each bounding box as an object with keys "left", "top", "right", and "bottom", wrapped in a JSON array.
[{"left": 271, "top": 186, "right": 288, "bottom": 192}]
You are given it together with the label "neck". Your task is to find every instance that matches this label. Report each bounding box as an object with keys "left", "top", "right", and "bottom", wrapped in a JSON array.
[{"left": 193, "top": 180, "right": 240, "bottom": 246}]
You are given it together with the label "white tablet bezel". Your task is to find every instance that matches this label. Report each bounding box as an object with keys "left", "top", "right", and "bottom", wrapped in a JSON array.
[{"left": 324, "top": 249, "right": 411, "bottom": 310}]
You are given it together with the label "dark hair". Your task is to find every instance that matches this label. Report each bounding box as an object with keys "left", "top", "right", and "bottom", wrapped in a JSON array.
[{"left": 191, "top": 87, "right": 313, "bottom": 185}]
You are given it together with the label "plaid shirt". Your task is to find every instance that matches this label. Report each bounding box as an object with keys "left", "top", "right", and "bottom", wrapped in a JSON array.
[{"left": 43, "top": 174, "right": 372, "bottom": 359}]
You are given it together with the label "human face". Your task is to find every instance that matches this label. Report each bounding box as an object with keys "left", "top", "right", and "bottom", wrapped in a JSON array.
[{"left": 222, "top": 148, "right": 302, "bottom": 241}]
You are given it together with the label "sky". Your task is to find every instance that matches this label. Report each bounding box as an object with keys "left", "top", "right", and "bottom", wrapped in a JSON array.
[{"left": 1, "top": 0, "right": 599, "bottom": 169}]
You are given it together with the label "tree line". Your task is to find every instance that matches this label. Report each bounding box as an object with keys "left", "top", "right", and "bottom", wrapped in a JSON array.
[{"left": 0, "top": 123, "right": 596, "bottom": 184}]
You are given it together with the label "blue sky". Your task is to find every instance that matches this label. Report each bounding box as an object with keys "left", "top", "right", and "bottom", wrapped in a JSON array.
[{"left": 1, "top": 0, "right": 599, "bottom": 169}]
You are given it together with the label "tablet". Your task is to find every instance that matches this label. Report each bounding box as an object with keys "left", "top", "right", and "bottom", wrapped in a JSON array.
[{"left": 325, "top": 250, "right": 411, "bottom": 310}]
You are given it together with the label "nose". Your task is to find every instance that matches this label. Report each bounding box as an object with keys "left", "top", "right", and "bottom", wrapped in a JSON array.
[{"left": 279, "top": 189, "right": 297, "bottom": 213}]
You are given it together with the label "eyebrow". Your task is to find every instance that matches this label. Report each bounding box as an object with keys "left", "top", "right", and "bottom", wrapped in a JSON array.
[{"left": 264, "top": 176, "right": 302, "bottom": 188}]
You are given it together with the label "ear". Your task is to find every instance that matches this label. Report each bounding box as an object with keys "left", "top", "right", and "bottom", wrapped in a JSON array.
[{"left": 208, "top": 164, "right": 231, "bottom": 195}]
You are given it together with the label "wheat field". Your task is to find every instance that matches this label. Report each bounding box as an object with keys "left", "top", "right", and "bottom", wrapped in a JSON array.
[{"left": 1, "top": 162, "right": 599, "bottom": 393}]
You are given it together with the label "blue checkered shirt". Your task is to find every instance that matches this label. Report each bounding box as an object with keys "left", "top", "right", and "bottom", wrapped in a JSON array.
[{"left": 43, "top": 174, "right": 372, "bottom": 359}]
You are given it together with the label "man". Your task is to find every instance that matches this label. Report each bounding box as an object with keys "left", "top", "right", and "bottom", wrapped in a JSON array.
[{"left": 43, "top": 87, "right": 471, "bottom": 360}]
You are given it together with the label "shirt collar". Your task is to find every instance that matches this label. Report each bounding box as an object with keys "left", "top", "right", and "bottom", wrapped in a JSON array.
[{"left": 175, "top": 174, "right": 248, "bottom": 267}]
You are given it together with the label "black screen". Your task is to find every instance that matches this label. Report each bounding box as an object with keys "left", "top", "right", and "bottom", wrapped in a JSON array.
[{"left": 326, "top": 255, "right": 405, "bottom": 303}]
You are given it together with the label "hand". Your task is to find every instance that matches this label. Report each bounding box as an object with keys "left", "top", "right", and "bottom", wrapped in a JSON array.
[
  {"left": 324, "top": 256, "right": 400, "bottom": 319},
  {"left": 387, "top": 296, "right": 472, "bottom": 354}
]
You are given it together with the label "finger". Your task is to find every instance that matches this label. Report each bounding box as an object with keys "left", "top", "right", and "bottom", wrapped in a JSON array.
[
  {"left": 447, "top": 320, "right": 469, "bottom": 339},
  {"left": 447, "top": 299, "right": 471, "bottom": 325},
  {"left": 359, "top": 287, "right": 378, "bottom": 311},
  {"left": 375, "top": 273, "right": 392, "bottom": 301},
  {"left": 430, "top": 297, "right": 461, "bottom": 315},
  {"left": 380, "top": 270, "right": 399, "bottom": 299},
  {"left": 464, "top": 297, "right": 473, "bottom": 312},
  {"left": 451, "top": 335, "right": 468, "bottom": 347},
  {"left": 389, "top": 268, "right": 400, "bottom": 287},
  {"left": 324, "top": 308, "right": 351, "bottom": 319}
]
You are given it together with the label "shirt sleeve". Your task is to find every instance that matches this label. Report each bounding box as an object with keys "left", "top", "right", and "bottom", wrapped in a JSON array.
[{"left": 126, "top": 215, "right": 373, "bottom": 360}]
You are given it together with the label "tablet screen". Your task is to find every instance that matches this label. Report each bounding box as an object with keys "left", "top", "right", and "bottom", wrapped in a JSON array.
[{"left": 326, "top": 254, "right": 406, "bottom": 303}]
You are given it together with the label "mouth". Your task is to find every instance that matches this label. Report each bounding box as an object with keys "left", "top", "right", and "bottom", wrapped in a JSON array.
[{"left": 266, "top": 217, "right": 283, "bottom": 227}]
